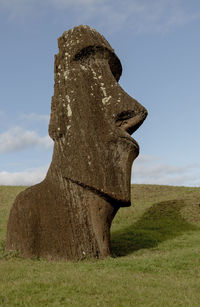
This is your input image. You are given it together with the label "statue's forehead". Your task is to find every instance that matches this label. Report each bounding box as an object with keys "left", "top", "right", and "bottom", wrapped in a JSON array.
[
  {"left": 57, "top": 25, "right": 115, "bottom": 59},
  {"left": 56, "top": 25, "right": 122, "bottom": 81}
]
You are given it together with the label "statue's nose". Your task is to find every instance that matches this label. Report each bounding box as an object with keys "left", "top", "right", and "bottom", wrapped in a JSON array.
[
  {"left": 113, "top": 90, "right": 148, "bottom": 135},
  {"left": 115, "top": 108, "right": 147, "bottom": 135}
]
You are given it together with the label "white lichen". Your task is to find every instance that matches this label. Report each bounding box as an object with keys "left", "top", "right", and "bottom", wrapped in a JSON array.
[
  {"left": 80, "top": 65, "right": 87, "bottom": 71},
  {"left": 102, "top": 96, "right": 112, "bottom": 105},
  {"left": 67, "top": 104, "right": 72, "bottom": 117},
  {"left": 91, "top": 68, "right": 98, "bottom": 80},
  {"left": 65, "top": 95, "right": 70, "bottom": 103},
  {"left": 64, "top": 70, "right": 69, "bottom": 80},
  {"left": 100, "top": 83, "right": 107, "bottom": 97}
]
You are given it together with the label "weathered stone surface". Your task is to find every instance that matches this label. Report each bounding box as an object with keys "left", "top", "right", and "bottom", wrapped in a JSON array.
[{"left": 6, "top": 25, "right": 147, "bottom": 260}]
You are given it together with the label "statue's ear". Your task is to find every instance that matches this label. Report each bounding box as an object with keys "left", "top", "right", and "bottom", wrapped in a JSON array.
[{"left": 48, "top": 96, "right": 68, "bottom": 140}]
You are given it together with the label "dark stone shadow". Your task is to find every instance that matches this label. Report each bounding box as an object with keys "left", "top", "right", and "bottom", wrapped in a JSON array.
[{"left": 111, "top": 199, "right": 200, "bottom": 257}]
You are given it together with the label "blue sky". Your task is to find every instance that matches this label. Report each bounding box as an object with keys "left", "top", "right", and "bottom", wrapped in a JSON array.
[{"left": 0, "top": 0, "right": 200, "bottom": 186}]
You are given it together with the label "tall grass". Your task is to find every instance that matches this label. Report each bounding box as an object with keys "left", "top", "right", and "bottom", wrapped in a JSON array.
[{"left": 0, "top": 184, "right": 200, "bottom": 306}]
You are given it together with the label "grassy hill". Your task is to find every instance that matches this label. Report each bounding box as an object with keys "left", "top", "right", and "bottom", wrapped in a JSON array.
[{"left": 0, "top": 184, "right": 200, "bottom": 306}]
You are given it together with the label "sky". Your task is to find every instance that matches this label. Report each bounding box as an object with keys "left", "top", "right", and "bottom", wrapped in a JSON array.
[{"left": 0, "top": 0, "right": 200, "bottom": 186}]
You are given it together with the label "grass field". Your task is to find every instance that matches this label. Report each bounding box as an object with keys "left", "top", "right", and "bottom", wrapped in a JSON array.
[{"left": 0, "top": 184, "right": 200, "bottom": 306}]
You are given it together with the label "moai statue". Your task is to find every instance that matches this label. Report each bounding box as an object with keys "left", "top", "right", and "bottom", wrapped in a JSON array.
[{"left": 6, "top": 25, "right": 147, "bottom": 260}]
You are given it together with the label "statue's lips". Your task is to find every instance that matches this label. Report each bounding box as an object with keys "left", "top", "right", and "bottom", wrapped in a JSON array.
[{"left": 120, "top": 132, "right": 139, "bottom": 150}]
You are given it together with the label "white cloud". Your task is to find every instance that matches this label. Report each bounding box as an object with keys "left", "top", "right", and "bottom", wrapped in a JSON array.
[
  {"left": 132, "top": 155, "right": 200, "bottom": 187},
  {"left": 1, "top": 0, "right": 199, "bottom": 33},
  {"left": 49, "top": 0, "right": 101, "bottom": 7},
  {"left": 20, "top": 113, "right": 50, "bottom": 122},
  {"left": 0, "top": 166, "right": 48, "bottom": 185},
  {"left": 0, "top": 127, "right": 53, "bottom": 153},
  {"left": 0, "top": 0, "right": 37, "bottom": 20}
]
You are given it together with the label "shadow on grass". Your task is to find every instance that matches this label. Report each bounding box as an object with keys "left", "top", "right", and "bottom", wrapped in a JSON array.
[{"left": 111, "top": 199, "right": 200, "bottom": 257}]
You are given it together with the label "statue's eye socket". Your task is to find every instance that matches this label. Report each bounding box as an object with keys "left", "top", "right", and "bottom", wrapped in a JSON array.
[
  {"left": 74, "top": 46, "right": 97, "bottom": 61},
  {"left": 74, "top": 46, "right": 122, "bottom": 82},
  {"left": 108, "top": 57, "right": 122, "bottom": 82}
]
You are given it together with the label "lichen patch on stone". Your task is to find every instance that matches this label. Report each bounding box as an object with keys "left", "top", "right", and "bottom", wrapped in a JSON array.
[
  {"left": 80, "top": 65, "right": 87, "bottom": 71},
  {"left": 102, "top": 96, "right": 112, "bottom": 105},
  {"left": 67, "top": 104, "right": 72, "bottom": 117},
  {"left": 100, "top": 83, "right": 107, "bottom": 97},
  {"left": 66, "top": 95, "right": 70, "bottom": 103}
]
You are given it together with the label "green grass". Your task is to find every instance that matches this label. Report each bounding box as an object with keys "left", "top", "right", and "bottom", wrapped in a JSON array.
[{"left": 0, "top": 184, "right": 200, "bottom": 306}]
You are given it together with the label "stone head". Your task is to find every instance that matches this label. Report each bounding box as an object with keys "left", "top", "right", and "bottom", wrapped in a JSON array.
[{"left": 48, "top": 25, "right": 147, "bottom": 205}]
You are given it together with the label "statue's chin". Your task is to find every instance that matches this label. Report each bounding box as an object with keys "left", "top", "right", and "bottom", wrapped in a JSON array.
[
  {"left": 52, "top": 137, "right": 138, "bottom": 205},
  {"left": 66, "top": 152, "right": 136, "bottom": 206},
  {"left": 104, "top": 146, "right": 139, "bottom": 204}
]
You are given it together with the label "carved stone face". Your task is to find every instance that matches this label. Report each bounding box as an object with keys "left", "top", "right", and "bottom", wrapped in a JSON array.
[{"left": 49, "top": 25, "right": 147, "bottom": 205}]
